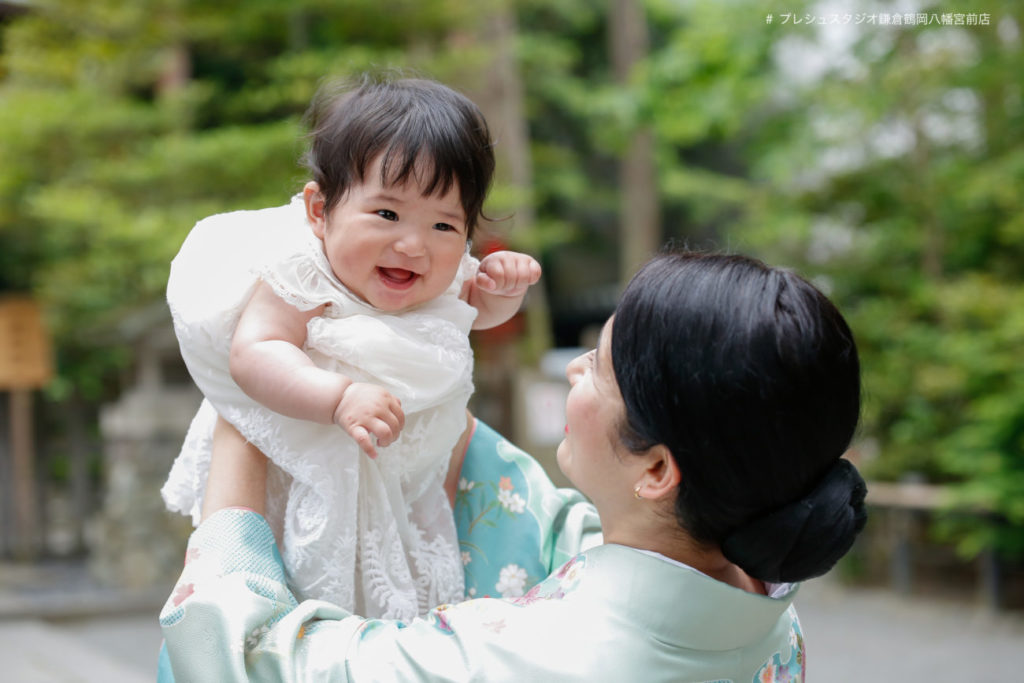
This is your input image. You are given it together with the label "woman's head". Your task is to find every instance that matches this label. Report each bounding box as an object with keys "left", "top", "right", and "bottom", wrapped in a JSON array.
[
  {"left": 303, "top": 74, "right": 495, "bottom": 239},
  {"left": 603, "top": 251, "right": 865, "bottom": 583}
]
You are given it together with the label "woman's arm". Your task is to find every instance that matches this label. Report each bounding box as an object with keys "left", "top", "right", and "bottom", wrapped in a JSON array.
[
  {"left": 443, "top": 410, "right": 475, "bottom": 507},
  {"left": 200, "top": 417, "right": 268, "bottom": 520},
  {"left": 230, "top": 282, "right": 403, "bottom": 457}
]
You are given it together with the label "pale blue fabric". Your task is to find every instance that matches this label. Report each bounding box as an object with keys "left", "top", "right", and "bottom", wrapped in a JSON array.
[
  {"left": 455, "top": 420, "right": 601, "bottom": 599},
  {"left": 161, "top": 510, "right": 804, "bottom": 681},
  {"left": 159, "top": 421, "right": 805, "bottom": 681}
]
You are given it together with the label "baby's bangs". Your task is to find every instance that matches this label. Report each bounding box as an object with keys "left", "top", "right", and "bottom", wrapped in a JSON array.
[{"left": 377, "top": 142, "right": 458, "bottom": 199}]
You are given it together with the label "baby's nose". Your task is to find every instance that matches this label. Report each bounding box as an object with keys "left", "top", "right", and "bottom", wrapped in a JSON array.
[{"left": 393, "top": 230, "right": 426, "bottom": 256}]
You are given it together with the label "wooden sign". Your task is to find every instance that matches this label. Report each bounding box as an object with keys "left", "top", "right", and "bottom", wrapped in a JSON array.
[{"left": 0, "top": 296, "right": 54, "bottom": 390}]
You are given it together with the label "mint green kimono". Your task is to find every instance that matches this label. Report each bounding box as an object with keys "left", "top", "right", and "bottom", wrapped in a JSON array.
[{"left": 160, "top": 421, "right": 804, "bottom": 682}]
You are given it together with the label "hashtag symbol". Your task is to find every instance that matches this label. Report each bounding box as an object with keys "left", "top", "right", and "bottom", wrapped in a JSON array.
[{"left": 766, "top": 14, "right": 773, "bottom": 24}]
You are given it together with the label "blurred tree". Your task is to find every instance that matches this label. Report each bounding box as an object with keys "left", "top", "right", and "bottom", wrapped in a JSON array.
[
  {"left": 512, "top": 0, "right": 794, "bottom": 344},
  {"left": 3, "top": 0, "right": 1021, "bottom": 563},
  {"left": 742, "top": 1, "right": 1024, "bottom": 559},
  {"left": 0, "top": 0, "right": 499, "bottom": 400}
]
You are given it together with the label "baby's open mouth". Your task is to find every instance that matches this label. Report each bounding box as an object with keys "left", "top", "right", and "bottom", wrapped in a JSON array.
[{"left": 378, "top": 267, "right": 418, "bottom": 286}]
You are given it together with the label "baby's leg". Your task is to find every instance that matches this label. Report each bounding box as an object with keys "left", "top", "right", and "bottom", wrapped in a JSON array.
[
  {"left": 443, "top": 410, "right": 476, "bottom": 507},
  {"left": 201, "top": 416, "right": 269, "bottom": 521}
]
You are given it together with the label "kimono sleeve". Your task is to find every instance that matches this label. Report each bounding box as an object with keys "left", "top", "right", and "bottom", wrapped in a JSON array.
[
  {"left": 160, "top": 508, "right": 522, "bottom": 682},
  {"left": 454, "top": 420, "right": 602, "bottom": 599},
  {"left": 160, "top": 508, "right": 365, "bottom": 682}
]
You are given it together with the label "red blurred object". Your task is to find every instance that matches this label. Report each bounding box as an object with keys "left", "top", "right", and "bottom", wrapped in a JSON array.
[
  {"left": 475, "top": 310, "right": 526, "bottom": 345},
  {"left": 479, "top": 236, "right": 507, "bottom": 256}
]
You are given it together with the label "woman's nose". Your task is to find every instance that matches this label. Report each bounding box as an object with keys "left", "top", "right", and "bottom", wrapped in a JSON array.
[{"left": 566, "top": 354, "right": 586, "bottom": 385}]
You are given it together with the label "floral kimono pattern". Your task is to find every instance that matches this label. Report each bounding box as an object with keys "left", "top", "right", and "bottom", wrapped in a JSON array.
[{"left": 453, "top": 420, "right": 601, "bottom": 600}]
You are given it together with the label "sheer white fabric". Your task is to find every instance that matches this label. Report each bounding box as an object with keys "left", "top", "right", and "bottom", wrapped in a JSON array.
[{"left": 161, "top": 197, "right": 474, "bottom": 618}]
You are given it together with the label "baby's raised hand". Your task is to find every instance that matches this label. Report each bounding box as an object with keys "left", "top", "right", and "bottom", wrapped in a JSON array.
[
  {"left": 475, "top": 250, "right": 542, "bottom": 298},
  {"left": 333, "top": 383, "right": 405, "bottom": 459}
]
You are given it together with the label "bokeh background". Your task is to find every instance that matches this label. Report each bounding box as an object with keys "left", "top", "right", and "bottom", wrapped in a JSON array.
[{"left": 1, "top": 0, "right": 1023, "bottom": 680}]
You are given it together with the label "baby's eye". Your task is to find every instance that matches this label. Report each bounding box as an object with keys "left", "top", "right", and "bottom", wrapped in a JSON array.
[
  {"left": 433, "top": 222, "right": 458, "bottom": 233},
  {"left": 377, "top": 209, "right": 398, "bottom": 221}
]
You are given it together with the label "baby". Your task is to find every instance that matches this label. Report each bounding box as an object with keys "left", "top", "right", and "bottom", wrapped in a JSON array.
[{"left": 162, "top": 75, "right": 540, "bottom": 619}]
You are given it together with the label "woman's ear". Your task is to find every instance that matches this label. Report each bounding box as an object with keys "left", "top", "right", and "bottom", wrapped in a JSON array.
[
  {"left": 635, "top": 444, "right": 681, "bottom": 502},
  {"left": 303, "top": 181, "right": 327, "bottom": 239}
]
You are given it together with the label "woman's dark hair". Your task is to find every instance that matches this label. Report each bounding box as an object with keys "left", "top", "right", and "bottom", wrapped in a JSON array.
[
  {"left": 611, "top": 251, "right": 867, "bottom": 583},
  {"left": 302, "top": 73, "right": 495, "bottom": 239}
]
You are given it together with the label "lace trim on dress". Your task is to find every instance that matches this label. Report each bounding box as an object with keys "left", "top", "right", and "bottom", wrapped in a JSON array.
[{"left": 255, "top": 232, "right": 353, "bottom": 313}]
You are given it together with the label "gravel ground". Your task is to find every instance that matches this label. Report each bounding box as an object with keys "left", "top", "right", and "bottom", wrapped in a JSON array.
[{"left": 796, "top": 577, "right": 1024, "bottom": 682}]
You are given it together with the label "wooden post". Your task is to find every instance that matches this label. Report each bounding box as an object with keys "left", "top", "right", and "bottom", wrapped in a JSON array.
[
  {"left": 0, "top": 296, "right": 55, "bottom": 560},
  {"left": 0, "top": 392, "right": 9, "bottom": 554},
  {"left": 978, "top": 546, "right": 1002, "bottom": 611},
  {"left": 68, "top": 392, "right": 91, "bottom": 554},
  {"left": 9, "top": 388, "right": 37, "bottom": 559}
]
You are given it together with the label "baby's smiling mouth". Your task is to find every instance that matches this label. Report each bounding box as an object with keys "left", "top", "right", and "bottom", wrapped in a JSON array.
[{"left": 378, "top": 267, "right": 418, "bottom": 287}]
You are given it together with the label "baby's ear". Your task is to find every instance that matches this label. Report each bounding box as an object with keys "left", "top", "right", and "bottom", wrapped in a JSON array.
[{"left": 303, "top": 181, "right": 327, "bottom": 238}]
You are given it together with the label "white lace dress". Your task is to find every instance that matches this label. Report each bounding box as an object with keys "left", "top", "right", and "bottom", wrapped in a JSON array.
[{"left": 161, "top": 196, "right": 474, "bottom": 619}]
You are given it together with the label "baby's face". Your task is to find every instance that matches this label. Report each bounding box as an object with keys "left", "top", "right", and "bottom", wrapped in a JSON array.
[{"left": 306, "top": 155, "right": 468, "bottom": 312}]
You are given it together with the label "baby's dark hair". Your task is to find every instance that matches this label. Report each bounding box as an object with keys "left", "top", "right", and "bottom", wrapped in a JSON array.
[
  {"left": 302, "top": 73, "right": 495, "bottom": 239},
  {"left": 612, "top": 251, "right": 867, "bottom": 583}
]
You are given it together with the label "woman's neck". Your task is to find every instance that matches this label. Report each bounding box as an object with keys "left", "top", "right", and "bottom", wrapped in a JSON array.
[{"left": 605, "top": 520, "right": 767, "bottom": 595}]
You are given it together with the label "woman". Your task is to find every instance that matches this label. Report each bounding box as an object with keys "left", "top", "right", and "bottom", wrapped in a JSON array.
[{"left": 160, "top": 251, "right": 867, "bottom": 681}]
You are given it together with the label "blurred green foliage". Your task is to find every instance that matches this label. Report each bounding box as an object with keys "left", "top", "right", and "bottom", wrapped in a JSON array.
[
  {"left": 1, "top": 0, "right": 1022, "bottom": 558},
  {"left": 737, "top": 0, "right": 1024, "bottom": 560}
]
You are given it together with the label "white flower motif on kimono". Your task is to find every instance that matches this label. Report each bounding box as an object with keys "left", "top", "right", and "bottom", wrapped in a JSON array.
[
  {"left": 458, "top": 478, "right": 475, "bottom": 492},
  {"left": 496, "top": 563, "right": 528, "bottom": 598},
  {"left": 497, "top": 489, "right": 526, "bottom": 514},
  {"left": 461, "top": 551, "right": 472, "bottom": 566}
]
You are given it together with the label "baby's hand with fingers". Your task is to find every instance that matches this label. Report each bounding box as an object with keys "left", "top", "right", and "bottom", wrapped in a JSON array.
[
  {"left": 333, "top": 383, "right": 404, "bottom": 459},
  {"left": 476, "top": 251, "right": 542, "bottom": 298}
]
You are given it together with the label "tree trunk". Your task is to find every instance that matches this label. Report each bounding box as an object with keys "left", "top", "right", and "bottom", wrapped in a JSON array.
[
  {"left": 451, "top": 1, "right": 555, "bottom": 448},
  {"left": 478, "top": 2, "right": 553, "bottom": 356},
  {"left": 609, "top": 0, "right": 660, "bottom": 283}
]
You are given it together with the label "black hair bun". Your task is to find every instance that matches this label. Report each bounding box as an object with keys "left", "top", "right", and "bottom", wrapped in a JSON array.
[{"left": 721, "top": 459, "right": 868, "bottom": 584}]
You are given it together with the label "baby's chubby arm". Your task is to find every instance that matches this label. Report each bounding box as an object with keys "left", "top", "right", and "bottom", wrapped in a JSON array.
[
  {"left": 230, "top": 281, "right": 404, "bottom": 458},
  {"left": 466, "top": 250, "right": 542, "bottom": 330}
]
